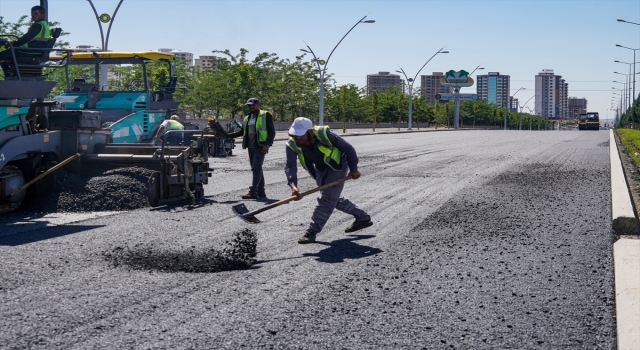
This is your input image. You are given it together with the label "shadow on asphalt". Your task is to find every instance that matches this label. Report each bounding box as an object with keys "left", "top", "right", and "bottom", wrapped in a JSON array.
[
  {"left": 253, "top": 235, "right": 381, "bottom": 266},
  {"left": 0, "top": 225, "right": 106, "bottom": 246},
  {"left": 302, "top": 235, "right": 382, "bottom": 263},
  {"left": 148, "top": 198, "right": 218, "bottom": 212}
]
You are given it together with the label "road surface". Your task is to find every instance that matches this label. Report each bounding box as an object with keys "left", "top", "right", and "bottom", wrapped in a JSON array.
[{"left": 0, "top": 130, "right": 616, "bottom": 349}]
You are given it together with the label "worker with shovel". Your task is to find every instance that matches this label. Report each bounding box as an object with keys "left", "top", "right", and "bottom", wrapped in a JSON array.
[{"left": 285, "top": 117, "right": 373, "bottom": 244}]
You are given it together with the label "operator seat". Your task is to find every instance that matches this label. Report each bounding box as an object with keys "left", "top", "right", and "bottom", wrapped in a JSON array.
[{"left": 2, "top": 27, "right": 62, "bottom": 80}]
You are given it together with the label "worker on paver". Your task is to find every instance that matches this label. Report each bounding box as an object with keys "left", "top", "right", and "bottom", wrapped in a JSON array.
[
  {"left": 155, "top": 115, "right": 184, "bottom": 146},
  {"left": 0, "top": 5, "right": 51, "bottom": 77},
  {"left": 285, "top": 117, "right": 373, "bottom": 244},
  {"left": 228, "top": 98, "right": 276, "bottom": 199}
]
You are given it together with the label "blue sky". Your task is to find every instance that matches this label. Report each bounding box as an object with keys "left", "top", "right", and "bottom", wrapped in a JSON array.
[{"left": 1, "top": 0, "right": 639, "bottom": 121}]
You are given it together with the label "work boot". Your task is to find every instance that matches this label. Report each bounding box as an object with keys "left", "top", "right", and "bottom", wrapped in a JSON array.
[
  {"left": 345, "top": 219, "right": 373, "bottom": 233},
  {"left": 298, "top": 231, "right": 317, "bottom": 244},
  {"left": 258, "top": 192, "right": 267, "bottom": 199},
  {"left": 241, "top": 192, "right": 258, "bottom": 199}
]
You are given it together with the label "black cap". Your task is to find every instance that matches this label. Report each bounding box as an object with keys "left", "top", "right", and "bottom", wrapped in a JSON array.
[{"left": 246, "top": 98, "right": 260, "bottom": 105}]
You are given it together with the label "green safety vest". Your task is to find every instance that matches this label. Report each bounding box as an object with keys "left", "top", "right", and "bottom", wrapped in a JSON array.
[
  {"left": 242, "top": 110, "right": 269, "bottom": 148},
  {"left": 20, "top": 20, "right": 51, "bottom": 48},
  {"left": 165, "top": 120, "right": 184, "bottom": 130},
  {"left": 286, "top": 126, "right": 342, "bottom": 172}
]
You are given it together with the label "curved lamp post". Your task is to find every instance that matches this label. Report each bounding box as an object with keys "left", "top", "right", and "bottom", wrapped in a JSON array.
[
  {"left": 614, "top": 62, "right": 638, "bottom": 110},
  {"left": 300, "top": 15, "right": 375, "bottom": 126},
  {"left": 618, "top": 19, "right": 640, "bottom": 26},
  {"left": 616, "top": 45, "right": 639, "bottom": 103},
  {"left": 395, "top": 47, "right": 449, "bottom": 130},
  {"left": 519, "top": 93, "right": 534, "bottom": 130},
  {"left": 506, "top": 87, "right": 526, "bottom": 130},
  {"left": 613, "top": 72, "right": 631, "bottom": 112},
  {"left": 87, "top": 0, "right": 124, "bottom": 90}
]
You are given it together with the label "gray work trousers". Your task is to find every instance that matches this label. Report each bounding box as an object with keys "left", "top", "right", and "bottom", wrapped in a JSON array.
[
  {"left": 248, "top": 147, "right": 266, "bottom": 195},
  {"left": 308, "top": 162, "right": 370, "bottom": 234}
]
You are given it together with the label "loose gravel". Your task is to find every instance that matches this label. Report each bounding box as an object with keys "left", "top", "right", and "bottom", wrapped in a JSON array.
[
  {"left": 22, "top": 167, "right": 155, "bottom": 213},
  {"left": 103, "top": 229, "right": 258, "bottom": 273}
]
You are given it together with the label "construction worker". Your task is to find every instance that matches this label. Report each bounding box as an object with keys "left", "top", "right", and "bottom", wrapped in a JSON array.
[
  {"left": 0, "top": 5, "right": 51, "bottom": 77},
  {"left": 155, "top": 115, "right": 184, "bottom": 146},
  {"left": 228, "top": 98, "right": 276, "bottom": 199},
  {"left": 285, "top": 117, "right": 373, "bottom": 244}
]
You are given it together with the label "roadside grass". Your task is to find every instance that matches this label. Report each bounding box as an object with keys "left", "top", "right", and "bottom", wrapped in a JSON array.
[{"left": 617, "top": 128, "right": 640, "bottom": 170}]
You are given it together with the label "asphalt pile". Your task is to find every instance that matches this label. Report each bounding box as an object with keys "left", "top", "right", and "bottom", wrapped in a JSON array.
[
  {"left": 104, "top": 229, "right": 258, "bottom": 273},
  {"left": 24, "top": 167, "right": 154, "bottom": 212}
]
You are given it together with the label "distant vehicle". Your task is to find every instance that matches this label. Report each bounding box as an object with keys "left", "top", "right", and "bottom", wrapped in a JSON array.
[{"left": 578, "top": 112, "right": 600, "bottom": 130}]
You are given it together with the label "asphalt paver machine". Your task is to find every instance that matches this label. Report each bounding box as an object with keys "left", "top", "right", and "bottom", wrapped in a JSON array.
[
  {"left": 0, "top": 49, "right": 212, "bottom": 213},
  {"left": 51, "top": 51, "right": 181, "bottom": 144}
]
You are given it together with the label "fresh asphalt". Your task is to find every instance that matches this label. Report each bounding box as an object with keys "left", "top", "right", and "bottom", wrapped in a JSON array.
[{"left": 0, "top": 130, "right": 617, "bottom": 349}]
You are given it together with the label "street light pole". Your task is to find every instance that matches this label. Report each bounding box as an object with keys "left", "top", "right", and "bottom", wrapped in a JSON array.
[
  {"left": 614, "top": 72, "right": 631, "bottom": 112},
  {"left": 616, "top": 45, "right": 639, "bottom": 103},
  {"left": 396, "top": 48, "right": 449, "bottom": 130},
  {"left": 520, "top": 93, "right": 534, "bottom": 130},
  {"left": 87, "top": 0, "right": 124, "bottom": 91},
  {"left": 614, "top": 62, "right": 639, "bottom": 110},
  {"left": 301, "top": 15, "right": 375, "bottom": 126},
  {"left": 506, "top": 87, "right": 526, "bottom": 130}
]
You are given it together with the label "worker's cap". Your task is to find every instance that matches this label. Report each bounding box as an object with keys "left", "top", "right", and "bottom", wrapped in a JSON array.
[
  {"left": 170, "top": 115, "right": 180, "bottom": 120},
  {"left": 288, "top": 117, "right": 313, "bottom": 136},
  {"left": 246, "top": 98, "right": 260, "bottom": 105}
]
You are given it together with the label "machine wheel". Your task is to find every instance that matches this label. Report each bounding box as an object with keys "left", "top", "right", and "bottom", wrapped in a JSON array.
[{"left": 0, "top": 166, "right": 26, "bottom": 214}]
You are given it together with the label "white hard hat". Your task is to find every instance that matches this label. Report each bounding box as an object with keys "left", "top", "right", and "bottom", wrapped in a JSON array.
[{"left": 288, "top": 117, "right": 313, "bottom": 136}]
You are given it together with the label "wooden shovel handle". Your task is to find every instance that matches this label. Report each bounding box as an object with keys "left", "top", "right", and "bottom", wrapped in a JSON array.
[{"left": 244, "top": 176, "right": 352, "bottom": 216}]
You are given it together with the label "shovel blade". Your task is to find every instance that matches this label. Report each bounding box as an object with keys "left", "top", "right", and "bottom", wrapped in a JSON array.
[{"left": 231, "top": 203, "right": 261, "bottom": 224}]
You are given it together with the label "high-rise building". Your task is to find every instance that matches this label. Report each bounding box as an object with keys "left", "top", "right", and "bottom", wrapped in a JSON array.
[
  {"left": 568, "top": 97, "right": 588, "bottom": 119},
  {"left": 156, "top": 48, "right": 193, "bottom": 65},
  {"left": 366, "top": 71, "right": 403, "bottom": 95},
  {"left": 510, "top": 97, "right": 519, "bottom": 112},
  {"left": 194, "top": 55, "right": 222, "bottom": 71},
  {"left": 476, "top": 72, "right": 511, "bottom": 108},
  {"left": 534, "top": 69, "right": 569, "bottom": 119},
  {"left": 420, "top": 72, "right": 452, "bottom": 106}
]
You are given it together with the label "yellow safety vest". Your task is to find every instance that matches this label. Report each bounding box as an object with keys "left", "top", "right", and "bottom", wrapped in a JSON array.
[
  {"left": 20, "top": 20, "right": 51, "bottom": 48},
  {"left": 242, "top": 110, "right": 269, "bottom": 147},
  {"left": 287, "top": 126, "right": 342, "bottom": 171}
]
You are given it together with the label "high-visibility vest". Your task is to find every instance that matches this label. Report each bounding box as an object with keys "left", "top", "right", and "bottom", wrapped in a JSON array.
[
  {"left": 242, "top": 110, "right": 269, "bottom": 147},
  {"left": 20, "top": 20, "right": 51, "bottom": 48},
  {"left": 286, "top": 126, "right": 342, "bottom": 172},
  {"left": 165, "top": 120, "right": 184, "bottom": 130}
]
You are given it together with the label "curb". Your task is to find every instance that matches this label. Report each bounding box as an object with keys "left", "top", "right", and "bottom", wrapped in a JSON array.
[
  {"left": 610, "top": 129, "right": 637, "bottom": 233},
  {"left": 610, "top": 129, "right": 640, "bottom": 349},
  {"left": 614, "top": 236, "right": 640, "bottom": 350}
]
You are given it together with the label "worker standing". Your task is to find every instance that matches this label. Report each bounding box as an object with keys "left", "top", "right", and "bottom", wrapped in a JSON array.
[
  {"left": 155, "top": 115, "right": 184, "bottom": 146},
  {"left": 0, "top": 5, "right": 51, "bottom": 77},
  {"left": 285, "top": 117, "right": 373, "bottom": 244},
  {"left": 228, "top": 98, "right": 276, "bottom": 199}
]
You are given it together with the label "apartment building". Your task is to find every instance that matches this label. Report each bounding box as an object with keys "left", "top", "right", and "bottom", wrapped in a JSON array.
[
  {"left": 420, "top": 72, "right": 453, "bottom": 106},
  {"left": 568, "top": 97, "right": 588, "bottom": 119},
  {"left": 156, "top": 48, "right": 193, "bottom": 65},
  {"left": 194, "top": 55, "right": 223, "bottom": 72},
  {"left": 476, "top": 72, "right": 511, "bottom": 108},
  {"left": 534, "top": 69, "right": 569, "bottom": 119},
  {"left": 366, "top": 71, "right": 403, "bottom": 95},
  {"left": 510, "top": 97, "right": 519, "bottom": 112}
]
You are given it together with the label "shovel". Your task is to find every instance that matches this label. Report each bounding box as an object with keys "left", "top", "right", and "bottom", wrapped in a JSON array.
[{"left": 232, "top": 176, "right": 352, "bottom": 223}]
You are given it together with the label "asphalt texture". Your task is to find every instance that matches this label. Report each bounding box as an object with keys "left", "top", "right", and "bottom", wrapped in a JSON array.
[
  {"left": 0, "top": 130, "right": 616, "bottom": 349},
  {"left": 20, "top": 167, "right": 154, "bottom": 213}
]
